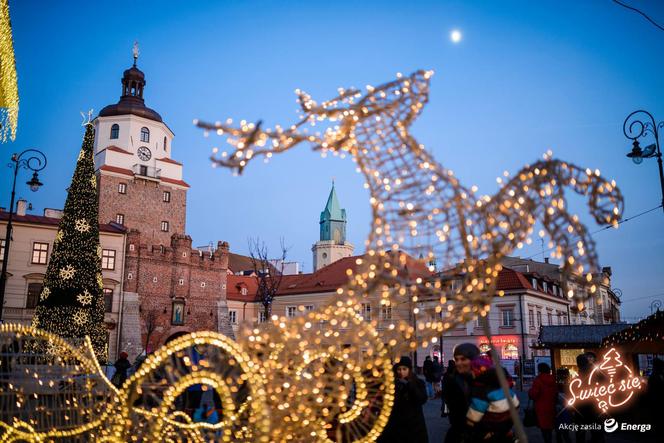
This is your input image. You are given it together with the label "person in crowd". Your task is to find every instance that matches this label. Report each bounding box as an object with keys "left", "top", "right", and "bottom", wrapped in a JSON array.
[
  {"left": 111, "top": 351, "right": 131, "bottom": 388},
  {"left": 423, "top": 356, "right": 435, "bottom": 398},
  {"left": 529, "top": 363, "right": 557, "bottom": 443},
  {"left": 378, "top": 356, "right": 428, "bottom": 443},
  {"left": 442, "top": 344, "right": 478, "bottom": 443},
  {"left": 573, "top": 353, "right": 604, "bottom": 443},
  {"left": 432, "top": 356, "right": 443, "bottom": 397},
  {"left": 465, "top": 354, "right": 519, "bottom": 442},
  {"left": 193, "top": 402, "right": 219, "bottom": 424},
  {"left": 555, "top": 368, "right": 572, "bottom": 443}
]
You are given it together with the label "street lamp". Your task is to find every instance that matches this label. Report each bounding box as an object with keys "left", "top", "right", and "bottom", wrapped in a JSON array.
[
  {"left": 0, "top": 149, "right": 47, "bottom": 322},
  {"left": 622, "top": 110, "right": 664, "bottom": 212}
]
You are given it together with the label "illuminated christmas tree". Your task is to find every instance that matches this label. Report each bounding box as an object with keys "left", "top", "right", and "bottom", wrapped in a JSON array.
[{"left": 32, "top": 122, "right": 108, "bottom": 363}]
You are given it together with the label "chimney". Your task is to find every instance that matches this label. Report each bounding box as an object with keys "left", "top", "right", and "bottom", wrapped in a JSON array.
[
  {"left": 16, "top": 199, "right": 27, "bottom": 216},
  {"left": 544, "top": 257, "right": 549, "bottom": 264}
]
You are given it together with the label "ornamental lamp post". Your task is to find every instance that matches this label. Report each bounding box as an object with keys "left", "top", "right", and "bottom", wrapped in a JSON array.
[
  {"left": 0, "top": 149, "right": 47, "bottom": 322},
  {"left": 622, "top": 110, "right": 664, "bottom": 212}
]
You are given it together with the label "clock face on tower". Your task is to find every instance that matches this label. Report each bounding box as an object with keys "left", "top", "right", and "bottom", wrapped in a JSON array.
[{"left": 137, "top": 146, "right": 152, "bottom": 161}]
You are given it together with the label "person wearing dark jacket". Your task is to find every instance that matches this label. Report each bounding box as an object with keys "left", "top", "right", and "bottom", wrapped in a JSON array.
[
  {"left": 111, "top": 351, "right": 131, "bottom": 388},
  {"left": 423, "top": 356, "right": 435, "bottom": 398},
  {"left": 378, "top": 356, "right": 428, "bottom": 443},
  {"left": 529, "top": 363, "right": 557, "bottom": 443},
  {"left": 442, "top": 343, "right": 479, "bottom": 443}
]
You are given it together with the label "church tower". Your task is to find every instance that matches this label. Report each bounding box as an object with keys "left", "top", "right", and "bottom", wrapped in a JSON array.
[
  {"left": 312, "top": 183, "right": 354, "bottom": 271},
  {"left": 93, "top": 44, "right": 188, "bottom": 246}
]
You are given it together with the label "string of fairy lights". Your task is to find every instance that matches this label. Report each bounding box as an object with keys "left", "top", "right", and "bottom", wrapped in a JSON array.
[{"left": 0, "top": 0, "right": 17, "bottom": 141}]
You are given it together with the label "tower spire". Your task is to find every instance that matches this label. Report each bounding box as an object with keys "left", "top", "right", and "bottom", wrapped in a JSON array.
[{"left": 132, "top": 41, "right": 139, "bottom": 67}]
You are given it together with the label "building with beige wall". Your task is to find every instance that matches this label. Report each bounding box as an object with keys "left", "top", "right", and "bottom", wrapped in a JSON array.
[{"left": 0, "top": 204, "right": 126, "bottom": 361}]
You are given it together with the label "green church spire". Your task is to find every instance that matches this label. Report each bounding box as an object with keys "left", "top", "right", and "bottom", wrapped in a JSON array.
[{"left": 319, "top": 182, "right": 347, "bottom": 243}]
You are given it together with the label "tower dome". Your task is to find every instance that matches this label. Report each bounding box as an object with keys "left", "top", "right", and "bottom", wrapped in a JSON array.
[{"left": 98, "top": 44, "right": 162, "bottom": 122}]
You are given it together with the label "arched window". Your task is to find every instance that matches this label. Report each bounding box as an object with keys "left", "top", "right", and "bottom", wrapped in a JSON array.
[
  {"left": 110, "top": 124, "right": 119, "bottom": 139},
  {"left": 163, "top": 136, "right": 167, "bottom": 151},
  {"left": 140, "top": 127, "right": 150, "bottom": 143}
]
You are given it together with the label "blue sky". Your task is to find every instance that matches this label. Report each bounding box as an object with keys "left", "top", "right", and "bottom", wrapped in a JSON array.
[{"left": 3, "top": 0, "right": 663, "bottom": 321}]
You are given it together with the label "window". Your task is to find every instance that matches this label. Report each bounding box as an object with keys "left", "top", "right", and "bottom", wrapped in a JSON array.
[
  {"left": 118, "top": 183, "right": 127, "bottom": 194},
  {"left": 528, "top": 309, "right": 534, "bottom": 328},
  {"left": 178, "top": 278, "right": 184, "bottom": 286},
  {"left": 101, "top": 249, "right": 116, "bottom": 270},
  {"left": 116, "top": 214, "right": 125, "bottom": 225},
  {"left": 240, "top": 287, "right": 248, "bottom": 296},
  {"left": 127, "top": 272, "right": 133, "bottom": 280},
  {"left": 547, "top": 311, "right": 553, "bottom": 325},
  {"left": 163, "top": 191, "right": 171, "bottom": 202},
  {"left": 31, "top": 242, "right": 49, "bottom": 264},
  {"left": 201, "top": 282, "right": 206, "bottom": 288},
  {"left": 286, "top": 306, "right": 297, "bottom": 318},
  {"left": 110, "top": 124, "right": 119, "bottom": 139},
  {"left": 361, "top": 303, "right": 371, "bottom": 320},
  {"left": 304, "top": 305, "right": 314, "bottom": 313},
  {"left": 104, "top": 288, "right": 113, "bottom": 313},
  {"left": 381, "top": 305, "right": 392, "bottom": 320},
  {"left": 531, "top": 278, "right": 537, "bottom": 290},
  {"left": 543, "top": 282, "right": 548, "bottom": 293},
  {"left": 163, "top": 136, "right": 167, "bottom": 151},
  {"left": 152, "top": 277, "right": 158, "bottom": 283},
  {"left": 26, "top": 282, "right": 42, "bottom": 308},
  {"left": 229, "top": 310, "right": 237, "bottom": 324},
  {"left": 501, "top": 309, "right": 514, "bottom": 327},
  {"left": 140, "top": 127, "right": 150, "bottom": 143},
  {"left": 258, "top": 311, "right": 267, "bottom": 323},
  {"left": 476, "top": 315, "right": 489, "bottom": 329},
  {"left": 161, "top": 221, "right": 169, "bottom": 232},
  {"left": 172, "top": 300, "right": 185, "bottom": 325},
  {"left": 537, "top": 311, "right": 542, "bottom": 327},
  {"left": 0, "top": 239, "right": 5, "bottom": 260}
]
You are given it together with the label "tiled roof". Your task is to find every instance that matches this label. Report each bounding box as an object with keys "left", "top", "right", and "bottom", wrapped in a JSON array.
[
  {"left": 0, "top": 212, "right": 126, "bottom": 234},
  {"left": 98, "top": 164, "right": 133, "bottom": 176},
  {"left": 537, "top": 324, "right": 631, "bottom": 348},
  {"left": 276, "top": 253, "right": 431, "bottom": 296},
  {"left": 496, "top": 267, "right": 534, "bottom": 291},
  {"left": 160, "top": 176, "right": 190, "bottom": 188},
  {"left": 156, "top": 157, "right": 182, "bottom": 165},
  {"left": 102, "top": 145, "right": 132, "bottom": 155},
  {"left": 226, "top": 274, "right": 259, "bottom": 302}
]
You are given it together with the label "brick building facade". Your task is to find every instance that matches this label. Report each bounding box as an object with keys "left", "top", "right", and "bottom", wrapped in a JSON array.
[{"left": 93, "top": 52, "right": 234, "bottom": 358}]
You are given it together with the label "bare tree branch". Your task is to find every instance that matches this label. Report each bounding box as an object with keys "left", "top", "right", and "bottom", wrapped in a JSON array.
[{"left": 248, "top": 237, "right": 290, "bottom": 320}]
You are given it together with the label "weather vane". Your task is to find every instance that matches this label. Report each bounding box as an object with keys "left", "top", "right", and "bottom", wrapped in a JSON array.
[{"left": 132, "top": 41, "right": 139, "bottom": 66}]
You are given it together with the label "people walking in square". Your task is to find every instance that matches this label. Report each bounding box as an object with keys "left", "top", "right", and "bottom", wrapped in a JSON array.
[
  {"left": 432, "top": 356, "right": 443, "bottom": 397},
  {"left": 378, "top": 356, "right": 428, "bottom": 443},
  {"left": 111, "top": 351, "right": 131, "bottom": 388},
  {"left": 529, "top": 363, "right": 557, "bottom": 443}
]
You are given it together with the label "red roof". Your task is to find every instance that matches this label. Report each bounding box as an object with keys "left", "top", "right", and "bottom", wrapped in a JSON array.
[
  {"left": 276, "top": 253, "right": 431, "bottom": 296},
  {"left": 156, "top": 157, "right": 182, "bottom": 165},
  {"left": 0, "top": 212, "right": 126, "bottom": 234},
  {"left": 98, "top": 164, "right": 190, "bottom": 188},
  {"left": 98, "top": 164, "right": 133, "bottom": 176},
  {"left": 102, "top": 145, "right": 132, "bottom": 155},
  {"left": 226, "top": 274, "right": 259, "bottom": 302},
  {"left": 496, "top": 267, "right": 534, "bottom": 291}
]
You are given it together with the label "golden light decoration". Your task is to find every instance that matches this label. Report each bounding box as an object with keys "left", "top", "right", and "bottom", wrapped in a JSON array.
[
  {"left": 196, "top": 69, "right": 624, "bottom": 355},
  {"left": 0, "top": 0, "right": 17, "bottom": 142}
]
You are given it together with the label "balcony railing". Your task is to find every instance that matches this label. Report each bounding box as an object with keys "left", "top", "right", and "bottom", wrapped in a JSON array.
[{"left": 132, "top": 164, "right": 161, "bottom": 180}]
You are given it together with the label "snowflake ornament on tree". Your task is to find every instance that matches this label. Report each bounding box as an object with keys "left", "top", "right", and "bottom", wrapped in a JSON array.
[
  {"left": 72, "top": 309, "right": 88, "bottom": 326},
  {"left": 39, "top": 287, "right": 50, "bottom": 301},
  {"left": 77, "top": 290, "right": 92, "bottom": 306},
  {"left": 75, "top": 218, "right": 91, "bottom": 233},
  {"left": 59, "top": 265, "right": 76, "bottom": 280}
]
